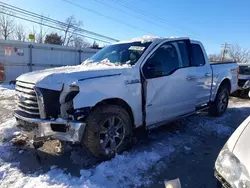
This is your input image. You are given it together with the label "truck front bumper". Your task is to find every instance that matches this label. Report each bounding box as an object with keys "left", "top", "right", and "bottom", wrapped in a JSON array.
[{"left": 14, "top": 111, "right": 86, "bottom": 143}]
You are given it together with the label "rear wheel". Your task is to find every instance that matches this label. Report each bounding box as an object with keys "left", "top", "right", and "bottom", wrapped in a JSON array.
[
  {"left": 209, "top": 86, "right": 229, "bottom": 117},
  {"left": 82, "top": 105, "right": 132, "bottom": 159}
]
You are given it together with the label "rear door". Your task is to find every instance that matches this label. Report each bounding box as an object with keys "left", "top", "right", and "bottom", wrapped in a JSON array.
[
  {"left": 141, "top": 40, "right": 197, "bottom": 126},
  {"left": 191, "top": 43, "right": 212, "bottom": 106}
]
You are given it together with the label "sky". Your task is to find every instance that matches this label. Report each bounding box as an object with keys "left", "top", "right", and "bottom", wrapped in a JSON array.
[{"left": 5, "top": 0, "right": 250, "bottom": 54}]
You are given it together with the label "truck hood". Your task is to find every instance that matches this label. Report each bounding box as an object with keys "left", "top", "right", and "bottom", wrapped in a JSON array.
[{"left": 16, "top": 63, "right": 131, "bottom": 90}]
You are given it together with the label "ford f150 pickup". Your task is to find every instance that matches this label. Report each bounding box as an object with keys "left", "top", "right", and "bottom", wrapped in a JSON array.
[{"left": 14, "top": 36, "right": 239, "bottom": 158}]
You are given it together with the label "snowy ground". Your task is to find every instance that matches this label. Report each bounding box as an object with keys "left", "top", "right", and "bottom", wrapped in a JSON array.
[{"left": 0, "top": 85, "right": 249, "bottom": 188}]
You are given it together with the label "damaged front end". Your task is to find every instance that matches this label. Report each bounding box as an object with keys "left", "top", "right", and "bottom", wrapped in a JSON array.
[{"left": 14, "top": 81, "right": 88, "bottom": 143}]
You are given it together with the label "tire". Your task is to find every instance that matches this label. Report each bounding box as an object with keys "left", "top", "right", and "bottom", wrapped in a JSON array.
[
  {"left": 81, "top": 104, "right": 132, "bottom": 159},
  {"left": 209, "top": 86, "right": 229, "bottom": 117}
]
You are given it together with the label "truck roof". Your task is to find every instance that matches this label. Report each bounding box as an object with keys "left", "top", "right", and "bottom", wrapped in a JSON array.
[{"left": 115, "top": 35, "right": 190, "bottom": 44}]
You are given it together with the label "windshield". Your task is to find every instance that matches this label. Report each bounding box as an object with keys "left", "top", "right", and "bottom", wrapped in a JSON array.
[{"left": 83, "top": 41, "right": 152, "bottom": 65}]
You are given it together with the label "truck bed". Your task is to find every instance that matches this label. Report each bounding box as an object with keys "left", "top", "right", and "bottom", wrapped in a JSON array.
[
  {"left": 210, "top": 61, "right": 237, "bottom": 65},
  {"left": 210, "top": 61, "right": 238, "bottom": 100}
]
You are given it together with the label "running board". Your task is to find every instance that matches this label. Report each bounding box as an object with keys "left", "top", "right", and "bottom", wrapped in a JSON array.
[{"left": 147, "top": 105, "right": 209, "bottom": 131}]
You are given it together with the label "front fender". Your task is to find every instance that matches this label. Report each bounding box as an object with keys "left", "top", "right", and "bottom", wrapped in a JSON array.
[{"left": 72, "top": 76, "right": 142, "bottom": 126}]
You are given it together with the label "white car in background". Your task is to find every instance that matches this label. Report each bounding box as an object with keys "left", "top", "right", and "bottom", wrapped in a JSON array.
[{"left": 215, "top": 116, "right": 250, "bottom": 187}]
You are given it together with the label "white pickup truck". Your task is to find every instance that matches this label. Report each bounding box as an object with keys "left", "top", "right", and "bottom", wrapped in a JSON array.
[{"left": 14, "top": 36, "right": 238, "bottom": 158}]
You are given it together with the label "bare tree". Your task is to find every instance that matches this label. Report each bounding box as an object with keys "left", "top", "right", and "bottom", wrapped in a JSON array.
[
  {"left": 209, "top": 54, "right": 221, "bottom": 62},
  {"left": 36, "top": 14, "right": 47, "bottom": 43},
  {"left": 0, "top": 7, "right": 15, "bottom": 40},
  {"left": 72, "top": 36, "right": 90, "bottom": 48},
  {"left": 15, "top": 24, "right": 26, "bottom": 41},
  {"left": 228, "top": 44, "right": 250, "bottom": 63},
  {"left": 61, "top": 15, "right": 82, "bottom": 46}
]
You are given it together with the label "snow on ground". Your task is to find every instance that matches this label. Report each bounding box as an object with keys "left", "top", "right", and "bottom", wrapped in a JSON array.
[
  {"left": 1, "top": 99, "right": 16, "bottom": 111},
  {"left": 0, "top": 85, "right": 15, "bottom": 98},
  {"left": 0, "top": 85, "right": 249, "bottom": 188},
  {"left": 0, "top": 119, "right": 19, "bottom": 141},
  {"left": 0, "top": 117, "right": 176, "bottom": 188},
  {"left": 0, "top": 112, "right": 236, "bottom": 188}
]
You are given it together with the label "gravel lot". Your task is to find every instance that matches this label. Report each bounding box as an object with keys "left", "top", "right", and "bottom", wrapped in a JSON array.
[{"left": 0, "top": 85, "right": 249, "bottom": 188}]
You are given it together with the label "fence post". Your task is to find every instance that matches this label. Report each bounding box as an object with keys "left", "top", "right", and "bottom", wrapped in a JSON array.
[
  {"left": 28, "top": 44, "right": 33, "bottom": 72},
  {"left": 78, "top": 49, "right": 82, "bottom": 65}
]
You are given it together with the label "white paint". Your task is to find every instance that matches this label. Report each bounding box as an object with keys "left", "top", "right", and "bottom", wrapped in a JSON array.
[
  {"left": 191, "top": 41, "right": 213, "bottom": 105},
  {"left": 17, "top": 63, "right": 131, "bottom": 91},
  {"left": 223, "top": 116, "right": 250, "bottom": 172},
  {"left": 210, "top": 63, "right": 238, "bottom": 101},
  {"left": 15, "top": 36, "right": 238, "bottom": 131},
  {"left": 72, "top": 66, "right": 142, "bottom": 126}
]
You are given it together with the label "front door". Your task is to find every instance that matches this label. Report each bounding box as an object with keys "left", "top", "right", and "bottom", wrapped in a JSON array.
[{"left": 141, "top": 40, "right": 197, "bottom": 126}]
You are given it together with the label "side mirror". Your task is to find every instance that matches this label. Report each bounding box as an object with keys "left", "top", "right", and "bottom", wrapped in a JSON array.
[
  {"left": 146, "top": 60, "right": 162, "bottom": 77},
  {"left": 147, "top": 63, "right": 155, "bottom": 71}
]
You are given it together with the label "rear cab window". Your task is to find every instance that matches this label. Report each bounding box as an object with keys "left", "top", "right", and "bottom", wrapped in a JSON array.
[{"left": 191, "top": 44, "right": 206, "bottom": 66}]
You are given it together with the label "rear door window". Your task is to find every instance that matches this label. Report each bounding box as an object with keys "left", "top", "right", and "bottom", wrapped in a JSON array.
[{"left": 191, "top": 44, "right": 206, "bottom": 66}]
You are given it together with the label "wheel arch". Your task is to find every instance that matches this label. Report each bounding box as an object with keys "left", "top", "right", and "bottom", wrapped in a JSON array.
[
  {"left": 93, "top": 98, "right": 135, "bottom": 128},
  {"left": 219, "top": 78, "right": 231, "bottom": 93},
  {"left": 209, "top": 78, "right": 230, "bottom": 116}
]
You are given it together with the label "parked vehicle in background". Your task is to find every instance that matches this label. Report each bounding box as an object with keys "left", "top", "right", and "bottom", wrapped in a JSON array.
[
  {"left": 234, "top": 64, "right": 250, "bottom": 97},
  {"left": 13, "top": 36, "right": 239, "bottom": 158},
  {"left": 215, "top": 116, "right": 250, "bottom": 187}
]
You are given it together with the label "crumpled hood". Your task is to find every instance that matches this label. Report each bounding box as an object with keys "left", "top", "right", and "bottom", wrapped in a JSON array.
[
  {"left": 16, "top": 63, "right": 130, "bottom": 90},
  {"left": 229, "top": 116, "right": 250, "bottom": 172}
]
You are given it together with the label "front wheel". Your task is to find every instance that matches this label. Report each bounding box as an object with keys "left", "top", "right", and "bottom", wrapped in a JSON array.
[
  {"left": 209, "top": 86, "right": 229, "bottom": 117},
  {"left": 81, "top": 105, "right": 132, "bottom": 159}
]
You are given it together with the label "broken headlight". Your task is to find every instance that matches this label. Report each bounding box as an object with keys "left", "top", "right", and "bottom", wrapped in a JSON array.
[{"left": 215, "top": 144, "right": 250, "bottom": 188}]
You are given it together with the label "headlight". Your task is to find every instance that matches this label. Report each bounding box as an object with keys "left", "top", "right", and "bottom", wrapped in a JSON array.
[{"left": 215, "top": 144, "right": 250, "bottom": 188}]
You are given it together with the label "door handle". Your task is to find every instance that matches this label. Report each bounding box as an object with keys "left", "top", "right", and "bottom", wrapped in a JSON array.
[
  {"left": 186, "top": 76, "right": 197, "bottom": 81},
  {"left": 205, "top": 72, "right": 212, "bottom": 77}
]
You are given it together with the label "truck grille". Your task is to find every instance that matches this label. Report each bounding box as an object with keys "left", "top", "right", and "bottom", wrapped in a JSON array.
[{"left": 15, "top": 81, "right": 40, "bottom": 118}]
